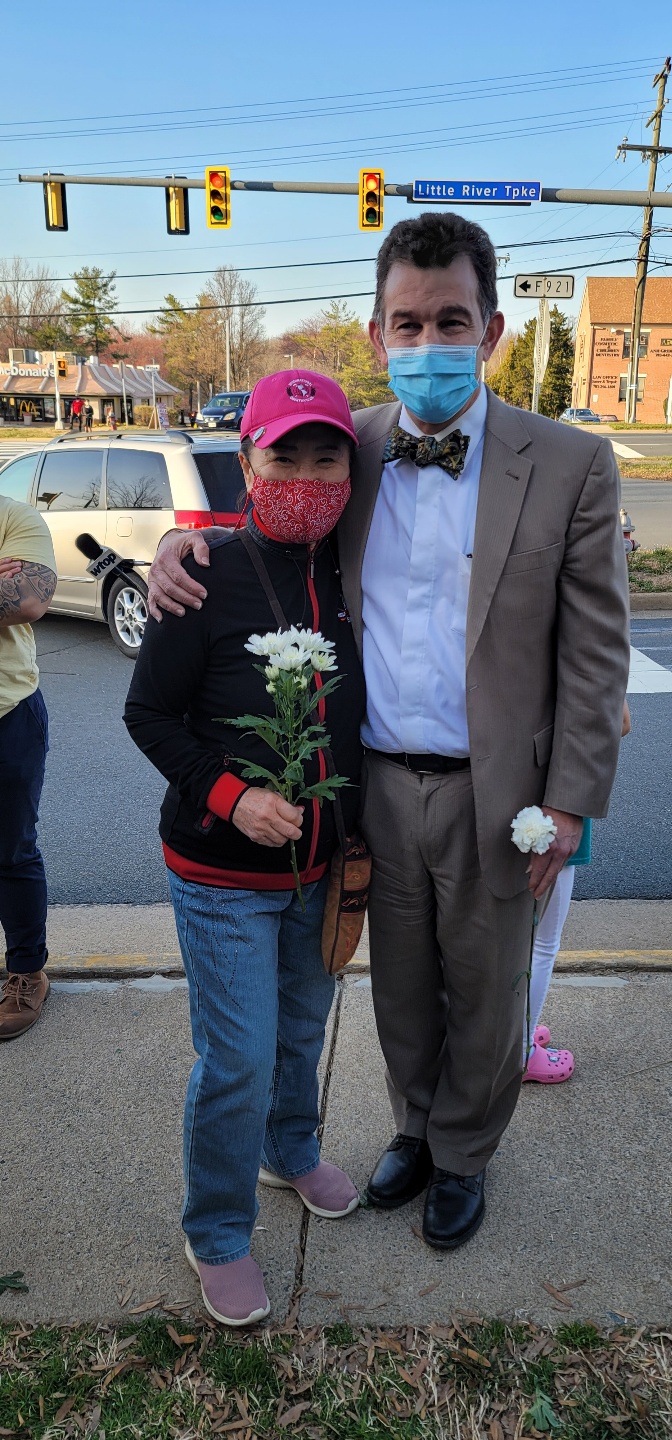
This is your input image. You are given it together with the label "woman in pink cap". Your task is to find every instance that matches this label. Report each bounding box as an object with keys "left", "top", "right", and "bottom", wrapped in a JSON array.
[{"left": 125, "top": 371, "right": 364, "bottom": 1327}]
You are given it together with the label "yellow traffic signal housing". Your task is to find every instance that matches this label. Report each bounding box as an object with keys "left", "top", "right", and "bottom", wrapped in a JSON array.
[
  {"left": 165, "top": 177, "right": 190, "bottom": 235},
  {"left": 43, "top": 174, "right": 68, "bottom": 231},
  {"left": 205, "top": 167, "right": 231, "bottom": 228},
  {"left": 359, "top": 169, "right": 384, "bottom": 230},
  {"left": 57, "top": 359, "right": 68, "bottom": 379}
]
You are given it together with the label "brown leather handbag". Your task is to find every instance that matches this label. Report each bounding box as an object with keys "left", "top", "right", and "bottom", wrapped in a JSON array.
[
  {"left": 239, "top": 529, "right": 370, "bottom": 973},
  {"left": 321, "top": 825, "right": 371, "bottom": 975}
]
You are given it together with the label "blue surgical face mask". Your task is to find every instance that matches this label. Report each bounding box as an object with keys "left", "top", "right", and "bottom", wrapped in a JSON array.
[{"left": 385, "top": 335, "right": 486, "bottom": 424}]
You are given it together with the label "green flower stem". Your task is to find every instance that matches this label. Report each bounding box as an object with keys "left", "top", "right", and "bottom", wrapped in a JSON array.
[
  {"left": 290, "top": 839, "right": 305, "bottom": 912},
  {"left": 523, "top": 900, "right": 538, "bottom": 1071}
]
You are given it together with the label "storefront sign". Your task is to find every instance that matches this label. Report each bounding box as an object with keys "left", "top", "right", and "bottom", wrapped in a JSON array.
[{"left": 0, "top": 363, "right": 52, "bottom": 378}]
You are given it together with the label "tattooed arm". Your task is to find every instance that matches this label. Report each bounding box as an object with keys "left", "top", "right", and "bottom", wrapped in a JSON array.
[{"left": 0, "top": 560, "right": 57, "bottom": 627}]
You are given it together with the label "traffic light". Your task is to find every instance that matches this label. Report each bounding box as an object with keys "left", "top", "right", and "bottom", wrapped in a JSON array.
[
  {"left": 43, "top": 174, "right": 68, "bottom": 231},
  {"left": 57, "top": 358, "right": 67, "bottom": 379},
  {"left": 165, "top": 177, "right": 190, "bottom": 236},
  {"left": 205, "top": 166, "right": 231, "bottom": 228},
  {"left": 359, "top": 169, "right": 384, "bottom": 230}
]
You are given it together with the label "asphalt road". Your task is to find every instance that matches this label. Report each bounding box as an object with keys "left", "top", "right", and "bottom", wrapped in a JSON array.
[
  {"left": 608, "top": 431, "right": 672, "bottom": 458},
  {"left": 32, "top": 612, "right": 672, "bottom": 905}
]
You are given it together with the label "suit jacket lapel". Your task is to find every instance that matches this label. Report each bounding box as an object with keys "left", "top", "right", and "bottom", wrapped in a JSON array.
[
  {"left": 466, "top": 391, "right": 533, "bottom": 666},
  {"left": 338, "top": 400, "right": 400, "bottom": 653}
]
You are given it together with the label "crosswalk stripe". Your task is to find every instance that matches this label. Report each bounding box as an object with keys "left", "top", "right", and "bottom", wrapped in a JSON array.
[{"left": 627, "top": 645, "right": 672, "bottom": 692}]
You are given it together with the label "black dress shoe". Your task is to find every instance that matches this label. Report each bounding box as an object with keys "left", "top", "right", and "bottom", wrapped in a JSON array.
[
  {"left": 366, "top": 1134, "right": 433, "bottom": 1209},
  {"left": 422, "top": 1167, "right": 486, "bottom": 1249}
]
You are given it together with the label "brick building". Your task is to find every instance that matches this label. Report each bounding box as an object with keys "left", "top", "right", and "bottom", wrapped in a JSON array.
[{"left": 572, "top": 276, "right": 672, "bottom": 424}]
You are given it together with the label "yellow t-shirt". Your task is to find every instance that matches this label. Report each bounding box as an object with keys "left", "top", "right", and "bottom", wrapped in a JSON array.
[{"left": 0, "top": 497, "right": 56, "bottom": 720}]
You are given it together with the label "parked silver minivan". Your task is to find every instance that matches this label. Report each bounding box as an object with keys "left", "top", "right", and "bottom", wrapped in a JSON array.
[{"left": 0, "top": 432, "right": 244, "bottom": 657}]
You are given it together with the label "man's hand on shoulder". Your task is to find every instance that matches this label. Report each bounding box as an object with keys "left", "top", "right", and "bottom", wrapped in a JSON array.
[
  {"left": 527, "top": 808, "right": 583, "bottom": 900},
  {"left": 148, "top": 528, "right": 216, "bottom": 622},
  {"left": 0, "top": 560, "right": 57, "bottom": 627}
]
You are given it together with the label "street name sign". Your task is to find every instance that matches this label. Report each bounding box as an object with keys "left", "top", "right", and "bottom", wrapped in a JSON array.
[
  {"left": 412, "top": 179, "right": 541, "bottom": 204},
  {"left": 514, "top": 274, "right": 575, "bottom": 298}
]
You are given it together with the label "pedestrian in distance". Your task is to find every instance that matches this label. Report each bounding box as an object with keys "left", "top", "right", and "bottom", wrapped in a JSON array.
[
  {"left": 106, "top": 406, "right": 118, "bottom": 431},
  {"left": 69, "top": 396, "right": 84, "bottom": 431},
  {"left": 83, "top": 402, "right": 94, "bottom": 436},
  {"left": 125, "top": 371, "right": 365, "bottom": 1327},
  {"left": 148, "top": 210, "right": 630, "bottom": 1254},
  {"left": 0, "top": 486, "right": 56, "bottom": 1040}
]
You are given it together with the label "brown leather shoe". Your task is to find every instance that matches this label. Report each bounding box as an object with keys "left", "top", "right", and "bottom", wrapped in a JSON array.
[{"left": 0, "top": 971, "right": 50, "bottom": 1039}]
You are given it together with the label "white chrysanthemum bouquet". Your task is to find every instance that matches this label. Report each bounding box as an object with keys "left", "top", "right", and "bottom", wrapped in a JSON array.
[{"left": 225, "top": 627, "right": 349, "bottom": 906}]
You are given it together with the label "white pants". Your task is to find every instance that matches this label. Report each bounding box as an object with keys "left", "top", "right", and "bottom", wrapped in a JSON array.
[{"left": 525, "top": 865, "right": 576, "bottom": 1056}]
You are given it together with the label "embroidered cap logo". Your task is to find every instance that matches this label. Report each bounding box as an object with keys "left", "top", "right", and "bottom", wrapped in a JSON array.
[{"left": 287, "top": 380, "right": 316, "bottom": 403}]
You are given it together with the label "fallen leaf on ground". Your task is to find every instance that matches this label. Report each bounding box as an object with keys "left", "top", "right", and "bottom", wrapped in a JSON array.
[
  {"left": 54, "top": 1399, "right": 76, "bottom": 1423},
  {"left": 277, "top": 1403, "right": 312, "bottom": 1427},
  {"left": 410, "top": 1225, "right": 424, "bottom": 1240},
  {"left": 0, "top": 1272, "right": 28, "bottom": 1297},
  {"left": 128, "top": 1295, "right": 166, "bottom": 1314},
  {"left": 489, "top": 1422, "right": 505, "bottom": 1440},
  {"left": 418, "top": 1281, "right": 441, "bottom": 1296},
  {"left": 166, "top": 1325, "right": 196, "bottom": 1347},
  {"left": 554, "top": 1279, "right": 588, "bottom": 1293},
  {"left": 314, "top": 1290, "right": 341, "bottom": 1299},
  {"left": 541, "top": 1281, "right": 573, "bottom": 1308}
]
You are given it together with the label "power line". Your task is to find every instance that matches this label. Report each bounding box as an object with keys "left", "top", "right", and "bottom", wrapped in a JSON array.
[
  {"left": 5, "top": 259, "right": 641, "bottom": 322},
  {"left": 4, "top": 230, "right": 643, "bottom": 285}
]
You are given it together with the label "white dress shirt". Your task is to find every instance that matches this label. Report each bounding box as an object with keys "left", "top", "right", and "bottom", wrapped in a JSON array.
[{"left": 360, "top": 382, "right": 487, "bottom": 757}]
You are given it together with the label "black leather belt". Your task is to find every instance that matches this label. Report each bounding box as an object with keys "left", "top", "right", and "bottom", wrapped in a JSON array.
[{"left": 373, "top": 751, "right": 471, "bottom": 774}]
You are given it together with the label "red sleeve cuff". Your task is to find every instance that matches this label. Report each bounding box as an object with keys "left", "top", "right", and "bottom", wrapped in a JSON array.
[{"left": 206, "top": 773, "right": 249, "bottom": 822}]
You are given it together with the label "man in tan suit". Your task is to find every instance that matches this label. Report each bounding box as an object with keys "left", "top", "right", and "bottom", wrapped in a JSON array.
[{"left": 147, "top": 212, "right": 630, "bottom": 1251}]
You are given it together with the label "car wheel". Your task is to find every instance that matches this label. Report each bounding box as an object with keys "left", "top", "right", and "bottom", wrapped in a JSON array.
[{"left": 107, "top": 574, "right": 149, "bottom": 659}]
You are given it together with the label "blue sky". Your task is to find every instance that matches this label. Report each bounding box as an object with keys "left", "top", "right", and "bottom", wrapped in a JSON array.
[{"left": 2, "top": 0, "right": 672, "bottom": 341}]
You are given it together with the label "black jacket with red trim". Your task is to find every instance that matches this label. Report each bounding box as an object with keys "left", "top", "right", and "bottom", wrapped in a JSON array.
[{"left": 124, "top": 518, "right": 366, "bottom": 887}]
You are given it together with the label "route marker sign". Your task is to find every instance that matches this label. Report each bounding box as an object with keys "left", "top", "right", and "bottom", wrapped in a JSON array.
[
  {"left": 412, "top": 179, "right": 541, "bottom": 204},
  {"left": 515, "top": 274, "right": 575, "bottom": 298}
]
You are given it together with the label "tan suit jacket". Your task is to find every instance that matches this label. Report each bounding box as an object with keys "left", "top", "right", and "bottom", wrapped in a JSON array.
[{"left": 337, "top": 388, "right": 630, "bottom": 898}]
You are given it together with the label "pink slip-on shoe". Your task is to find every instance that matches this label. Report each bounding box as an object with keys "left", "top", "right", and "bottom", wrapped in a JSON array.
[
  {"left": 533, "top": 1024, "right": 551, "bottom": 1048},
  {"left": 185, "top": 1241, "right": 270, "bottom": 1326},
  {"left": 259, "top": 1160, "right": 360, "bottom": 1218},
  {"left": 523, "top": 1044, "right": 574, "bottom": 1084}
]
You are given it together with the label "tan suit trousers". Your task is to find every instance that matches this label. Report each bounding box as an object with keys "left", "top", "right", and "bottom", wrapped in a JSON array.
[{"left": 360, "top": 752, "right": 535, "bottom": 1175}]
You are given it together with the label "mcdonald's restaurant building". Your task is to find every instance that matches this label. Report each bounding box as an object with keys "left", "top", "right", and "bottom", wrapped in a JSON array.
[{"left": 0, "top": 349, "right": 180, "bottom": 425}]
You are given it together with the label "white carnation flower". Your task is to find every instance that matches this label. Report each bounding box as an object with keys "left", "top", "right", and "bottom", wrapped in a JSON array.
[
  {"left": 511, "top": 806, "right": 557, "bottom": 855},
  {"left": 265, "top": 664, "right": 280, "bottom": 681}
]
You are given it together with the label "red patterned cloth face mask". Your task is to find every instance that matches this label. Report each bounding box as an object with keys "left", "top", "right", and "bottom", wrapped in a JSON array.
[{"left": 251, "top": 476, "right": 351, "bottom": 544}]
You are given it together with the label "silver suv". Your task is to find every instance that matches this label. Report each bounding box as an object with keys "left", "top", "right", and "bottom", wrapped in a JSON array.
[{"left": 0, "top": 432, "right": 244, "bottom": 658}]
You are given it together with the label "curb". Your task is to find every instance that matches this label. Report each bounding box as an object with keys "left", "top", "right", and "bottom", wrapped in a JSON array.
[
  {"left": 46, "top": 949, "right": 672, "bottom": 979},
  {"left": 630, "top": 592, "right": 672, "bottom": 610}
]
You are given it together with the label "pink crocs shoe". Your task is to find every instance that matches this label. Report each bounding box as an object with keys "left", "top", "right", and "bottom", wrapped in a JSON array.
[
  {"left": 259, "top": 1160, "right": 360, "bottom": 1218},
  {"left": 534, "top": 1024, "right": 551, "bottom": 1048},
  {"left": 522, "top": 1044, "right": 574, "bottom": 1084},
  {"left": 185, "top": 1241, "right": 270, "bottom": 1327}
]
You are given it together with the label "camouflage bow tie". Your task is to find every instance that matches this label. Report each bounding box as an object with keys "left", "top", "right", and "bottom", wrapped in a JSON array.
[{"left": 383, "top": 425, "right": 470, "bottom": 478}]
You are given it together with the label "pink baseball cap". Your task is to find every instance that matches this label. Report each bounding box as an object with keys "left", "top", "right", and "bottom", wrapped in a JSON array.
[{"left": 240, "top": 369, "right": 358, "bottom": 449}]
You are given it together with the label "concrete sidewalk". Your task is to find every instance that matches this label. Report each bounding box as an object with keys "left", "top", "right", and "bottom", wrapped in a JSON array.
[{"left": 1, "top": 965, "right": 670, "bottom": 1330}]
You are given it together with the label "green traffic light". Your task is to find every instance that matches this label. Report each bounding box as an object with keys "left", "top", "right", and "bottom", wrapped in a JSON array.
[
  {"left": 211, "top": 205, "right": 224, "bottom": 221},
  {"left": 365, "top": 207, "right": 378, "bottom": 224}
]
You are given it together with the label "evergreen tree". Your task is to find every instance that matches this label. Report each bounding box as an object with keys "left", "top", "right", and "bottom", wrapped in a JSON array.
[
  {"left": 488, "top": 306, "right": 574, "bottom": 417},
  {"left": 61, "top": 267, "right": 118, "bottom": 356}
]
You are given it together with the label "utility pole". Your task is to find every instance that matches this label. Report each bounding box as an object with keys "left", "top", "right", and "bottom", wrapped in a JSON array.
[
  {"left": 531, "top": 297, "right": 551, "bottom": 413},
  {"left": 225, "top": 316, "right": 231, "bottom": 391},
  {"left": 618, "top": 57, "right": 672, "bottom": 422},
  {"left": 51, "top": 351, "right": 64, "bottom": 430}
]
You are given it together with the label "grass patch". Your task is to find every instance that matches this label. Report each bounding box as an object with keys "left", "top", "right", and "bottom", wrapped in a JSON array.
[
  {"left": 628, "top": 546, "right": 672, "bottom": 592},
  {"left": 609, "top": 422, "right": 672, "bottom": 430},
  {"left": 619, "top": 460, "right": 672, "bottom": 479},
  {"left": 0, "top": 1315, "right": 669, "bottom": 1438}
]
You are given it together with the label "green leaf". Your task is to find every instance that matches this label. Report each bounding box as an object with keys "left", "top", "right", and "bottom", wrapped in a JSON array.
[
  {"left": 299, "top": 776, "right": 350, "bottom": 802},
  {"left": 238, "top": 763, "right": 282, "bottom": 787},
  {"left": 0, "top": 1270, "right": 29, "bottom": 1295},
  {"left": 525, "top": 1390, "right": 561, "bottom": 1432}
]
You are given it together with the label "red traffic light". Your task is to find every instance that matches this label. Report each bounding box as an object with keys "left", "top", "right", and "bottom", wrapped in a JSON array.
[{"left": 359, "top": 168, "right": 384, "bottom": 230}]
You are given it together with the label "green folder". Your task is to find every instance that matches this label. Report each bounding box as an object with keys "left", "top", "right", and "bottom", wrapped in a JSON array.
[{"left": 566, "top": 817, "right": 592, "bottom": 867}]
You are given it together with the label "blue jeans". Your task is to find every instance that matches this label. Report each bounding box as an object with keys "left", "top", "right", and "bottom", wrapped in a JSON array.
[
  {"left": 168, "top": 872, "right": 335, "bottom": 1264},
  {"left": 0, "top": 690, "right": 49, "bottom": 974}
]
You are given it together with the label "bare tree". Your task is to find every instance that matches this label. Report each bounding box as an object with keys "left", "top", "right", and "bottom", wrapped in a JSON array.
[
  {"left": 0, "top": 258, "right": 61, "bottom": 352},
  {"left": 197, "top": 268, "right": 266, "bottom": 390}
]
